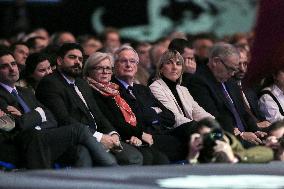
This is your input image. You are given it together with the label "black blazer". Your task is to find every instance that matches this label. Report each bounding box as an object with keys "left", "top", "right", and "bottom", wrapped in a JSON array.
[
  {"left": 112, "top": 77, "right": 175, "bottom": 134},
  {"left": 92, "top": 90, "right": 143, "bottom": 141},
  {"left": 226, "top": 79, "right": 266, "bottom": 122},
  {"left": 187, "top": 66, "right": 258, "bottom": 133},
  {"left": 36, "top": 71, "right": 115, "bottom": 134},
  {"left": 0, "top": 85, "right": 57, "bottom": 131}
]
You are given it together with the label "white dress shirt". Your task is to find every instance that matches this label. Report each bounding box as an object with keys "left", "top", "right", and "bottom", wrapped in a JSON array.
[{"left": 259, "top": 84, "right": 284, "bottom": 123}]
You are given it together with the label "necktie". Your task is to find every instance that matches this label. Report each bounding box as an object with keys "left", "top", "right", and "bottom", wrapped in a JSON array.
[
  {"left": 127, "top": 86, "right": 136, "bottom": 100},
  {"left": 221, "top": 83, "right": 245, "bottom": 132},
  {"left": 70, "top": 83, "right": 97, "bottom": 128},
  {"left": 11, "top": 89, "right": 31, "bottom": 113},
  {"left": 238, "top": 83, "right": 258, "bottom": 122}
]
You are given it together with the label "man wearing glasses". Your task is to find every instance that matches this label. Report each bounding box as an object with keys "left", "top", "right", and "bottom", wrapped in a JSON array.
[{"left": 188, "top": 43, "right": 265, "bottom": 147}]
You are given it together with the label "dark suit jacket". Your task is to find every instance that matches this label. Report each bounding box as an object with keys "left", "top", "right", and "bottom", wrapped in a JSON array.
[
  {"left": 112, "top": 77, "right": 175, "bottom": 134},
  {"left": 226, "top": 79, "right": 266, "bottom": 122},
  {"left": 36, "top": 71, "right": 115, "bottom": 134},
  {"left": 92, "top": 90, "right": 143, "bottom": 141},
  {"left": 0, "top": 85, "right": 57, "bottom": 131},
  {"left": 187, "top": 66, "right": 258, "bottom": 133}
]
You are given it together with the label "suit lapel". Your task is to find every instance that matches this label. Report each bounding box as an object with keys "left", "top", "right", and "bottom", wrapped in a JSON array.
[
  {"left": 55, "top": 71, "right": 92, "bottom": 117},
  {"left": 0, "top": 85, "right": 23, "bottom": 112},
  {"left": 204, "top": 67, "right": 234, "bottom": 112}
]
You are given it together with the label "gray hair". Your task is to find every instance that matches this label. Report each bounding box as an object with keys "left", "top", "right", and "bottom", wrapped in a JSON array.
[
  {"left": 113, "top": 45, "right": 139, "bottom": 63},
  {"left": 83, "top": 52, "right": 113, "bottom": 77},
  {"left": 155, "top": 50, "right": 184, "bottom": 84},
  {"left": 209, "top": 42, "right": 239, "bottom": 61}
]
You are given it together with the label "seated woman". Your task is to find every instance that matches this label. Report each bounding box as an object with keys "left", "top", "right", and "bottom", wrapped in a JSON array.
[
  {"left": 259, "top": 69, "right": 284, "bottom": 123},
  {"left": 149, "top": 50, "right": 214, "bottom": 128},
  {"left": 17, "top": 52, "right": 53, "bottom": 92},
  {"left": 83, "top": 52, "right": 169, "bottom": 165}
]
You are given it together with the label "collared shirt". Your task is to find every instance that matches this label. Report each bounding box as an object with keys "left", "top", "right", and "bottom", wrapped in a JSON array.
[
  {"left": 60, "top": 72, "right": 75, "bottom": 85},
  {"left": 259, "top": 84, "right": 284, "bottom": 123},
  {"left": 60, "top": 72, "right": 118, "bottom": 142},
  {"left": 115, "top": 77, "right": 134, "bottom": 90}
]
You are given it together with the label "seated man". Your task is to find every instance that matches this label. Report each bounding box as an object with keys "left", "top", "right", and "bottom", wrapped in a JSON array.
[
  {"left": 0, "top": 50, "right": 117, "bottom": 169},
  {"left": 36, "top": 43, "right": 142, "bottom": 165},
  {"left": 226, "top": 47, "right": 270, "bottom": 128},
  {"left": 111, "top": 45, "right": 193, "bottom": 161},
  {"left": 187, "top": 43, "right": 266, "bottom": 146}
]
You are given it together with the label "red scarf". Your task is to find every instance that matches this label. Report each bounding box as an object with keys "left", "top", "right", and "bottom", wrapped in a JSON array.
[{"left": 87, "top": 77, "right": 137, "bottom": 127}]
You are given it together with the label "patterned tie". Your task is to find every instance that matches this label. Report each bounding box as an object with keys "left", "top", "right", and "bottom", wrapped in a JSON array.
[
  {"left": 221, "top": 83, "right": 245, "bottom": 132},
  {"left": 238, "top": 83, "right": 258, "bottom": 122},
  {"left": 127, "top": 86, "right": 136, "bottom": 100},
  {"left": 11, "top": 89, "right": 31, "bottom": 113}
]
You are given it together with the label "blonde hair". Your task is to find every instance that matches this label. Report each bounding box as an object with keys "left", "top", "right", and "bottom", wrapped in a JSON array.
[
  {"left": 83, "top": 52, "right": 113, "bottom": 77},
  {"left": 155, "top": 50, "right": 185, "bottom": 84}
]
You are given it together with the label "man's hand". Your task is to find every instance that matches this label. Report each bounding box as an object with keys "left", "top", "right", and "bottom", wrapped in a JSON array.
[
  {"left": 265, "top": 136, "right": 280, "bottom": 149},
  {"left": 7, "top": 106, "right": 22, "bottom": 116},
  {"left": 241, "top": 132, "right": 263, "bottom": 145},
  {"left": 189, "top": 133, "right": 203, "bottom": 154},
  {"left": 111, "top": 134, "right": 120, "bottom": 144},
  {"left": 142, "top": 132, "right": 154, "bottom": 146},
  {"left": 126, "top": 136, "right": 142, "bottom": 146},
  {"left": 101, "top": 134, "right": 116, "bottom": 150},
  {"left": 257, "top": 121, "right": 270, "bottom": 128},
  {"left": 254, "top": 131, "right": 267, "bottom": 138},
  {"left": 187, "top": 133, "right": 202, "bottom": 161},
  {"left": 214, "top": 140, "right": 237, "bottom": 163}
]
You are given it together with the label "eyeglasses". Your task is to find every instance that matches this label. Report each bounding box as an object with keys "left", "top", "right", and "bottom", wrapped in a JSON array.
[
  {"left": 118, "top": 58, "right": 138, "bottom": 65},
  {"left": 218, "top": 58, "right": 239, "bottom": 74},
  {"left": 92, "top": 66, "right": 113, "bottom": 73}
]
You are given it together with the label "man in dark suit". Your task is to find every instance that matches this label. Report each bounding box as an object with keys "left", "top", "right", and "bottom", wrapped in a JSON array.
[
  {"left": 112, "top": 45, "right": 193, "bottom": 160},
  {"left": 227, "top": 47, "right": 270, "bottom": 128},
  {"left": 36, "top": 43, "right": 142, "bottom": 165},
  {"left": 187, "top": 43, "right": 266, "bottom": 146},
  {"left": 0, "top": 50, "right": 117, "bottom": 169}
]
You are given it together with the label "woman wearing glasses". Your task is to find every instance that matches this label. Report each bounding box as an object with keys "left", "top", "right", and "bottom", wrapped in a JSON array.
[{"left": 83, "top": 52, "right": 169, "bottom": 165}]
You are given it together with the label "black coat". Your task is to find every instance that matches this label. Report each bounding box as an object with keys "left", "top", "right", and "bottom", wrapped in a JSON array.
[
  {"left": 36, "top": 71, "right": 115, "bottom": 134},
  {"left": 187, "top": 66, "right": 258, "bottom": 133},
  {"left": 112, "top": 77, "right": 175, "bottom": 135},
  {"left": 0, "top": 85, "right": 57, "bottom": 131},
  {"left": 92, "top": 89, "right": 143, "bottom": 141}
]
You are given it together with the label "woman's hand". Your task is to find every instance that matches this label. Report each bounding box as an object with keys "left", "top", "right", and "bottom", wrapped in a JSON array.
[
  {"left": 126, "top": 136, "right": 142, "bottom": 146},
  {"left": 142, "top": 132, "right": 154, "bottom": 146}
]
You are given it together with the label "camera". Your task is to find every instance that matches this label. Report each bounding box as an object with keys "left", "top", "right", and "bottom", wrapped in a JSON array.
[{"left": 198, "top": 128, "right": 224, "bottom": 163}]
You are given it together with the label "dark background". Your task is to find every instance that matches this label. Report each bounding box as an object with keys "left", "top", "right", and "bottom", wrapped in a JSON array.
[{"left": 0, "top": 0, "right": 148, "bottom": 37}]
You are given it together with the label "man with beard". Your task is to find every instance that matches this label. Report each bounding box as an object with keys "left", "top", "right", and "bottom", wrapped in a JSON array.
[
  {"left": 0, "top": 50, "right": 117, "bottom": 169},
  {"left": 226, "top": 47, "right": 270, "bottom": 129},
  {"left": 36, "top": 43, "right": 143, "bottom": 165}
]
